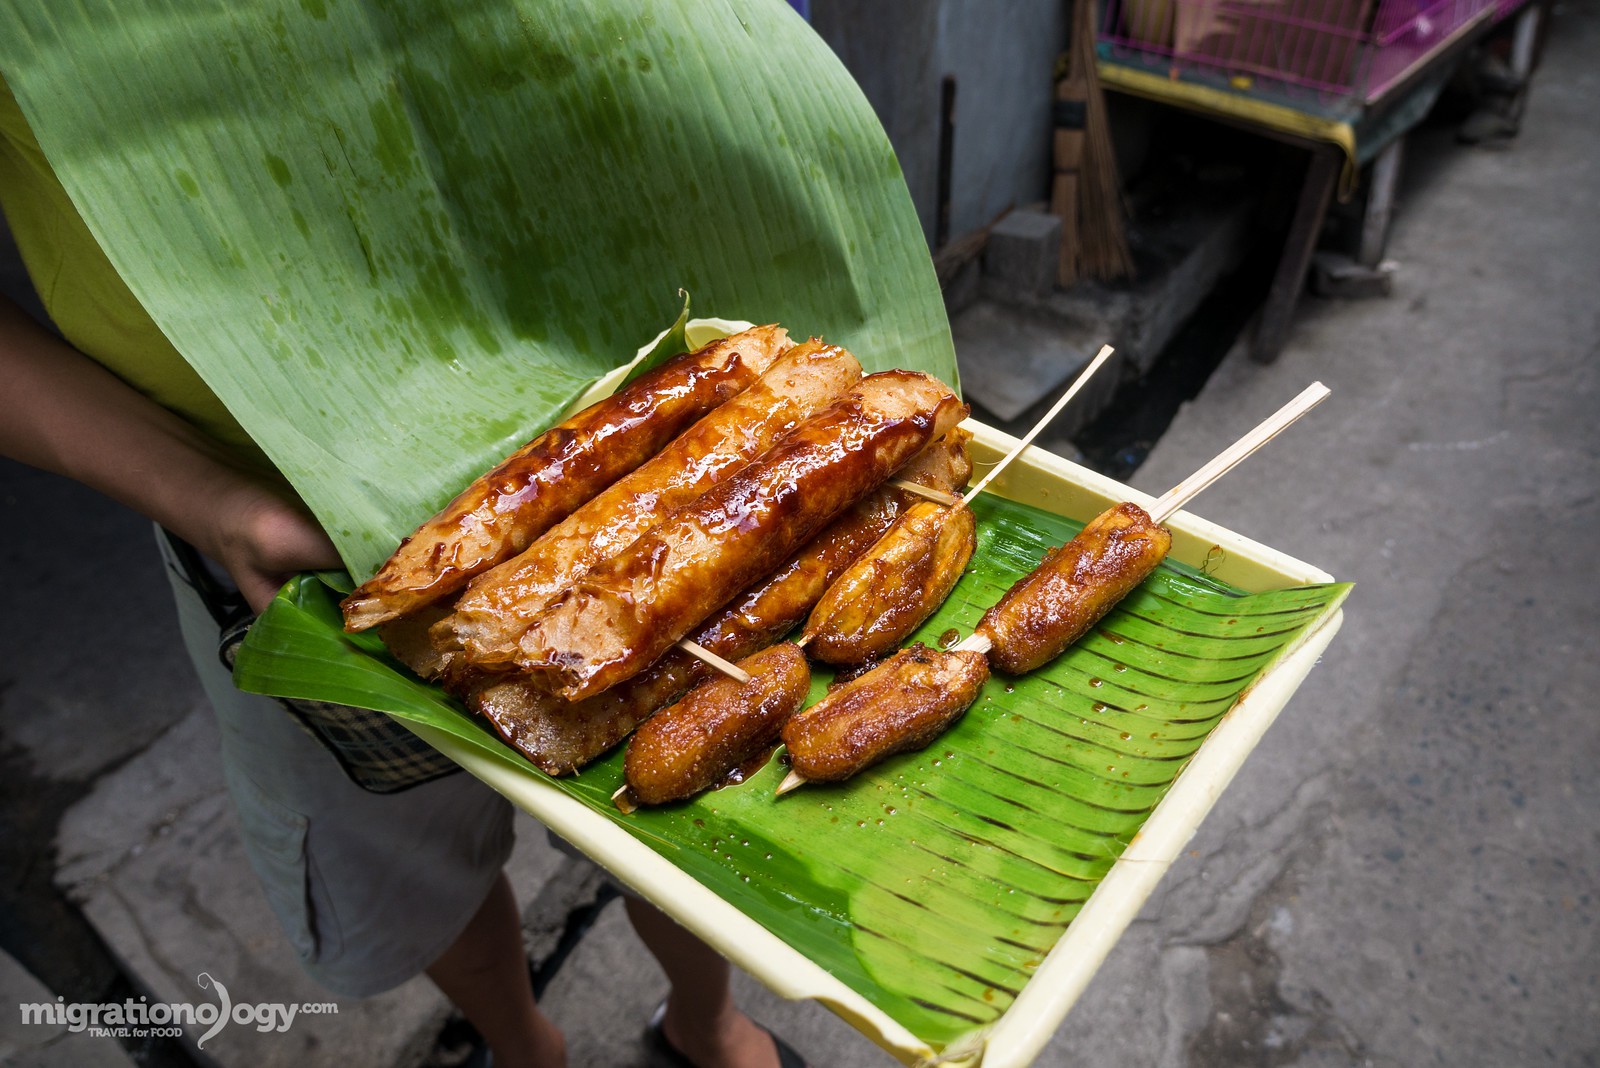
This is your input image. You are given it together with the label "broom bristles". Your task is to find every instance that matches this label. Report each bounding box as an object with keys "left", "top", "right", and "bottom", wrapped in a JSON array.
[{"left": 1069, "top": 0, "right": 1133, "bottom": 282}]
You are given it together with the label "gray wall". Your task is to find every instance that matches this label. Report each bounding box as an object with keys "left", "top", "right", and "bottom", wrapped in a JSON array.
[{"left": 813, "top": 0, "right": 1067, "bottom": 246}]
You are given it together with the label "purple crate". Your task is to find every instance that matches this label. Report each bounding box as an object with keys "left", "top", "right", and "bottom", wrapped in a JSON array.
[{"left": 1102, "top": 0, "right": 1496, "bottom": 102}]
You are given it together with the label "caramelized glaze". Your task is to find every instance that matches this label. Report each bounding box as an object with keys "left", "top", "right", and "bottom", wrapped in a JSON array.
[
  {"left": 802, "top": 498, "right": 976, "bottom": 664},
  {"left": 782, "top": 643, "right": 989, "bottom": 782},
  {"left": 341, "top": 324, "right": 791, "bottom": 630},
  {"left": 437, "top": 340, "right": 861, "bottom": 662},
  {"left": 516, "top": 372, "right": 968, "bottom": 701},
  {"left": 976, "top": 501, "right": 1172, "bottom": 674},
  {"left": 625, "top": 643, "right": 810, "bottom": 805}
]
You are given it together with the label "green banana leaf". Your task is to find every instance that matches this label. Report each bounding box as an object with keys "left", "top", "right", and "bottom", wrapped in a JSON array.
[
  {"left": 235, "top": 493, "right": 1351, "bottom": 1050},
  {"left": 0, "top": 0, "right": 953, "bottom": 579}
]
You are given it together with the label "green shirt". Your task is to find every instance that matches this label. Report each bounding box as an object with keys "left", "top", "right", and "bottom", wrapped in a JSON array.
[{"left": 0, "top": 73, "right": 270, "bottom": 471}]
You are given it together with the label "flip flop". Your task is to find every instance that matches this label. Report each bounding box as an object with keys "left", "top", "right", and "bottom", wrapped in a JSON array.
[{"left": 644, "top": 999, "right": 808, "bottom": 1068}]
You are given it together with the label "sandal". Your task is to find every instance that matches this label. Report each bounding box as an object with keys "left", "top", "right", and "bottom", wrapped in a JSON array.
[{"left": 644, "top": 999, "right": 808, "bottom": 1068}]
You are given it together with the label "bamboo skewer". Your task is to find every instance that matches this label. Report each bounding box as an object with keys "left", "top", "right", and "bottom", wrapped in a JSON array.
[
  {"left": 964, "top": 344, "right": 1115, "bottom": 506},
  {"left": 954, "top": 632, "right": 993, "bottom": 655},
  {"left": 885, "top": 344, "right": 1115, "bottom": 513},
  {"left": 677, "top": 639, "right": 751, "bottom": 683},
  {"left": 780, "top": 380, "right": 1332, "bottom": 797},
  {"left": 1148, "top": 382, "right": 1330, "bottom": 525},
  {"left": 888, "top": 480, "right": 962, "bottom": 506}
]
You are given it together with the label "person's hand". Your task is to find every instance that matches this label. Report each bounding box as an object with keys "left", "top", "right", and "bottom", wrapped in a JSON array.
[
  {"left": 200, "top": 478, "right": 344, "bottom": 615},
  {"left": 0, "top": 297, "right": 342, "bottom": 616}
]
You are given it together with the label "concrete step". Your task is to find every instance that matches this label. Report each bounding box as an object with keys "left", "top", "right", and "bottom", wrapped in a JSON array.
[
  {"left": 0, "top": 948, "right": 136, "bottom": 1068},
  {"left": 952, "top": 191, "right": 1254, "bottom": 440}
]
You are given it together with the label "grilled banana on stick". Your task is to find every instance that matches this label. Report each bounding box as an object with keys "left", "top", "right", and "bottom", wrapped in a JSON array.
[
  {"left": 780, "top": 643, "right": 989, "bottom": 785},
  {"left": 799, "top": 500, "right": 977, "bottom": 664},
  {"left": 973, "top": 381, "right": 1332, "bottom": 672},
  {"left": 973, "top": 501, "right": 1171, "bottom": 674},
  {"left": 621, "top": 643, "right": 811, "bottom": 807}
]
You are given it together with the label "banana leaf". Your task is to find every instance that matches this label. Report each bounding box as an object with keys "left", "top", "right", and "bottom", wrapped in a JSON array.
[
  {"left": 0, "top": 0, "right": 953, "bottom": 579},
  {"left": 234, "top": 470, "right": 1350, "bottom": 1059}
]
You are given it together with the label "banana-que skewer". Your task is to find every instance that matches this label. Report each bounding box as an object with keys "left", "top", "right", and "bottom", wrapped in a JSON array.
[
  {"left": 777, "top": 381, "right": 1331, "bottom": 796},
  {"left": 798, "top": 345, "right": 1117, "bottom": 664},
  {"left": 615, "top": 643, "right": 811, "bottom": 812},
  {"left": 884, "top": 480, "right": 961, "bottom": 506}
]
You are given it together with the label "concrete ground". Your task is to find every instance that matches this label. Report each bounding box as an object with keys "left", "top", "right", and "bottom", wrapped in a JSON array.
[
  {"left": 0, "top": 949, "right": 133, "bottom": 1067},
  {"left": 2, "top": 3, "right": 1596, "bottom": 1067}
]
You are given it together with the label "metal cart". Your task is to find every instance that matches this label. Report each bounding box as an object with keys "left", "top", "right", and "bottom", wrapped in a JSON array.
[{"left": 1098, "top": 0, "right": 1543, "bottom": 361}]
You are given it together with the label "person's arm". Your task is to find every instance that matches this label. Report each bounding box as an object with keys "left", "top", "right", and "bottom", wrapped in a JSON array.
[{"left": 0, "top": 296, "right": 341, "bottom": 613}]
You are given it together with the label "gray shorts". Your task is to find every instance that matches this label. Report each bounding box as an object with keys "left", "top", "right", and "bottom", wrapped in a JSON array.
[{"left": 159, "top": 534, "right": 516, "bottom": 998}]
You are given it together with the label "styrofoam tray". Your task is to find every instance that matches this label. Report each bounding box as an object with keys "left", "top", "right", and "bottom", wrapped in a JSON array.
[{"left": 403, "top": 420, "right": 1343, "bottom": 1067}]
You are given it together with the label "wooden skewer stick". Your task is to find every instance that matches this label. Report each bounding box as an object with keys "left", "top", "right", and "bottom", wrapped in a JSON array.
[
  {"left": 887, "top": 479, "right": 962, "bottom": 506},
  {"left": 964, "top": 343, "right": 1115, "bottom": 506},
  {"left": 954, "top": 633, "right": 993, "bottom": 655},
  {"left": 611, "top": 783, "right": 639, "bottom": 814},
  {"left": 885, "top": 345, "right": 1114, "bottom": 512},
  {"left": 775, "top": 769, "right": 807, "bottom": 796},
  {"left": 677, "top": 639, "right": 751, "bottom": 683},
  {"left": 1148, "top": 381, "right": 1330, "bottom": 525}
]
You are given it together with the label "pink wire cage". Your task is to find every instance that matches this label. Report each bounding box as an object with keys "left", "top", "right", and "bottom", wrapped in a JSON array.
[{"left": 1101, "top": 0, "right": 1501, "bottom": 104}]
